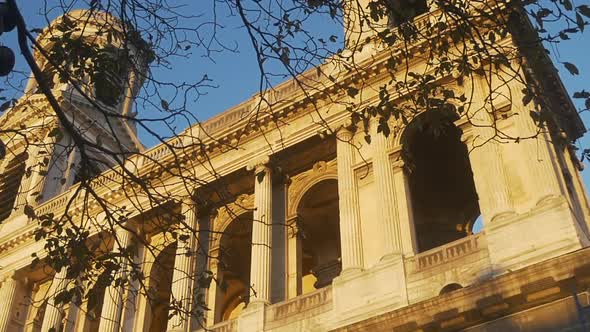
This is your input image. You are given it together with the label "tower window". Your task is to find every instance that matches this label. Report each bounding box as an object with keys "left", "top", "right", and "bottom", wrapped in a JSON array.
[
  {"left": 402, "top": 111, "right": 481, "bottom": 252},
  {"left": 386, "top": 0, "right": 429, "bottom": 26},
  {"left": 0, "top": 152, "right": 28, "bottom": 222}
]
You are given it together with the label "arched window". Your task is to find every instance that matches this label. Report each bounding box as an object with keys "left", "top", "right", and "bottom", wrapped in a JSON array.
[
  {"left": 386, "top": 0, "right": 429, "bottom": 26},
  {"left": 0, "top": 152, "right": 27, "bottom": 222},
  {"left": 439, "top": 283, "right": 463, "bottom": 295},
  {"left": 296, "top": 179, "right": 341, "bottom": 295},
  {"left": 147, "top": 243, "right": 176, "bottom": 332},
  {"left": 215, "top": 212, "right": 253, "bottom": 323},
  {"left": 402, "top": 111, "right": 481, "bottom": 252}
]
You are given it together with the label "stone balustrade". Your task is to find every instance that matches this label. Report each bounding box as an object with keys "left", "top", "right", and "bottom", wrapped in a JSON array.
[
  {"left": 411, "top": 233, "right": 487, "bottom": 271},
  {"left": 405, "top": 233, "right": 492, "bottom": 304},
  {"left": 266, "top": 286, "right": 333, "bottom": 325},
  {"left": 207, "top": 319, "right": 237, "bottom": 332}
]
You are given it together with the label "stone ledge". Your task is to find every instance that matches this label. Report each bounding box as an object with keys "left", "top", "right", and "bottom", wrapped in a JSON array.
[{"left": 332, "top": 246, "right": 590, "bottom": 332}]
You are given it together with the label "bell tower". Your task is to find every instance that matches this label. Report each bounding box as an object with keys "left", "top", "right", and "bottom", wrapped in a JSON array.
[
  {"left": 343, "top": 0, "right": 430, "bottom": 49},
  {"left": 0, "top": 10, "right": 150, "bottom": 223}
]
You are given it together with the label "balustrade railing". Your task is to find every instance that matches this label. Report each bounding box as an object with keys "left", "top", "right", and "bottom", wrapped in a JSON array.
[
  {"left": 412, "top": 233, "right": 487, "bottom": 270},
  {"left": 267, "top": 286, "right": 332, "bottom": 322},
  {"left": 207, "top": 318, "right": 237, "bottom": 332}
]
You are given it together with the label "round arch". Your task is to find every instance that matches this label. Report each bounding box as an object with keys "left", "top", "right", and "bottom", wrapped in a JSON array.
[
  {"left": 211, "top": 194, "right": 254, "bottom": 250},
  {"left": 400, "top": 110, "right": 481, "bottom": 252},
  {"left": 287, "top": 160, "right": 337, "bottom": 219},
  {"left": 145, "top": 242, "right": 176, "bottom": 332}
]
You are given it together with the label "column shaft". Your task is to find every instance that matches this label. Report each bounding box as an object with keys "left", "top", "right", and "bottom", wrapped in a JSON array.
[
  {"left": 41, "top": 269, "right": 68, "bottom": 332},
  {"left": 250, "top": 162, "right": 272, "bottom": 304},
  {"left": 468, "top": 132, "right": 513, "bottom": 221},
  {"left": 99, "top": 227, "right": 133, "bottom": 332},
  {"left": 13, "top": 144, "right": 41, "bottom": 213},
  {"left": 336, "top": 128, "right": 364, "bottom": 271},
  {"left": 286, "top": 216, "right": 301, "bottom": 299},
  {"left": 167, "top": 201, "right": 199, "bottom": 332},
  {"left": 372, "top": 131, "right": 402, "bottom": 256},
  {"left": 392, "top": 163, "right": 418, "bottom": 256},
  {"left": 206, "top": 247, "right": 220, "bottom": 326},
  {"left": 0, "top": 274, "right": 18, "bottom": 332}
]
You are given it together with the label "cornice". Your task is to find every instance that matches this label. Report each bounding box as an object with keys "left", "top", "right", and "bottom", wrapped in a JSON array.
[{"left": 0, "top": 5, "right": 550, "bottom": 252}]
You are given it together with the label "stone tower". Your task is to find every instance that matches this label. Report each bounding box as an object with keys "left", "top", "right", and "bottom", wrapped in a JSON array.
[
  {"left": 0, "top": 10, "right": 149, "bottom": 223},
  {"left": 0, "top": 2, "right": 589, "bottom": 332}
]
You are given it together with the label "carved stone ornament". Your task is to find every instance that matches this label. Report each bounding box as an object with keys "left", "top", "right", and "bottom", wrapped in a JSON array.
[
  {"left": 287, "top": 159, "right": 337, "bottom": 217},
  {"left": 246, "top": 155, "right": 271, "bottom": 173},
  {"left": 212, "top": 193, "right": 255, "bottom": 247}
]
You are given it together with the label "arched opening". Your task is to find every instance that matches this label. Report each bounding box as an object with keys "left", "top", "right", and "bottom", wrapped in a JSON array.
[
  {"left": 215, "top": 212, "right": 253, "bottom": 323},
  {"left": 386, "top": 0, "right": 429, "bottom": 26},
  {"left": 297, "top": 179, "right": 341, "bottom": 295},
  {"left": 147, "top": 243, "right": 176, "bottom": 332},
  {"left": 439, "top": 283, "right": 463, "bottom": 295},
  {"left": 402, "top": 111, "right": 481, "bottom": 253},
  {"left": 0, "top": 152, "right": 27, "bottom": 222}
]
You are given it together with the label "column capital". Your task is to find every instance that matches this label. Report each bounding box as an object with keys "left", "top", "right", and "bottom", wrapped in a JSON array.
[
  {"left": 286, "top": 215, "right": 300, "bottom": 238},
  {"left": 336, "top": 125, "right": 354, "bottom": 140},
  {"left": 246, "top": 155, "right": 271, "bottom": 173},
  {"left": 391, "top": 157, "right": 406, "bottom": 169},
  {"left": 0, "top": 270, "right": 17, "bottom": 284}
]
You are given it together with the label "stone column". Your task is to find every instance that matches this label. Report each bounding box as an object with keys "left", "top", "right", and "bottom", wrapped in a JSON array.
[
  {"left": 205, "top": 246, "right": 220, "bottom": 326},
  {"left": 167, "top": 199, "right": 199, "bottom": 332},
  {"left": 372, "top": 129, "right": 402, "bottom": 257},
  {"left": 13, "top": 143, "right": 41, "bottom": 213},
  {"left": 247, "top": 156, "right": 273, "bottom": 305},
  {"left": 465, "top": 129, "right": 513, "bottom": 222},
  {"left": 99, "top": 227, "right": 133, "bottom": 332},
  {"left": 41, "top": 268, "right": 68, "bottom": 332},
  {"left": 286, "top": 216, "right": 302, "bottom": 299},
  {"left": 0, "top": 272, "right": 19, "bottom": 332},
  {"left": 391, "top": 159, "right": 418, "bottom": 256},
  {"left": 336, "top": 127, "right": 364, "bottom": 271}
]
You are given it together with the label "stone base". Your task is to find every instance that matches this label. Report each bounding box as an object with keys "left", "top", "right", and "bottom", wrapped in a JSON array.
[
  {"left": 486, "top": 196, "right": 589, "bottom": 274},
  {"left": 237, "top": 301, "right": 267, "bottom": 332},
  {"left": 329, "top": 255, "right": 407, "bottom": 329}
]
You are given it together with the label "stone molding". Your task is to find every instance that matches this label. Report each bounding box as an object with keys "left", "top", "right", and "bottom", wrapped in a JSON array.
[
  {"left": 211, "top": 194, "right": 255, "bottom": 249},
  {"left": 286, "top": 159, "right": 338, "bottom": 218}
]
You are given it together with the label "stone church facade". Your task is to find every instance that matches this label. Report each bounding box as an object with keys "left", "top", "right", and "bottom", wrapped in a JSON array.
[{"left": 1, "top": 1, "right": 590, "bottom": 332}]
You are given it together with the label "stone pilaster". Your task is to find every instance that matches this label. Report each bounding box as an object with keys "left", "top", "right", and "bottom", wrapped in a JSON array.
[
  {"left": 336, "top": 127, "right": 364, "bottom": 271},
  {"left": 99, "top": 226, "right": 133, "bottom": 332},
  {"left": 391, "top": 159, "right": 418, "bottom": 256},
  {"left": 286, "top": 215, "right": 302, "bottom": 299},
  {"left": 205, "top": 246, "right": 220, "bottom": 326},
  {"left": 0, "top": 272, "right": 19, "bottom": 332},
  {"left": 12, "top": 144, "right": 41, "bottom": 214},
  {"left": 510, "top": 88, "right": 562, "bottom": 205},
  {"left": 40, "top": 268, "right": 68, "bottom": 332},
  {"left": 372, "top": 129, "right": 402, "bottom": 257},
  {"left": 247, "top": 156, "right": 273, "bottom": 305},
  {"left": 167, "top": 199, "right": 199, "bottom": 332},
  {"left": 465, "top": 129, "right": 513, "bottom": 222}
]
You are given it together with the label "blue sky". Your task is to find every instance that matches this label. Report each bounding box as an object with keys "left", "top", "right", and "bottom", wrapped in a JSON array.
[{"left": 1, "top": 1, "right": 590, "bottom": 189}]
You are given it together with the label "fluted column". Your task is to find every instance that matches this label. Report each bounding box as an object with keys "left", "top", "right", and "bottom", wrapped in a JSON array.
[
  {"left": 206, "top": 246, "right": 220, "bottom": 326},
  {"left": 41, "top": 268, "right": 68, "bottom": 332},
  {"left": 517, "top": 119, "right": 562, "bottom": 204},
  {"left": 336, "top": 127, "right": 364, "bottom": 271},
  {"left": 247, "top": 156, "right": 273, "bottom": 305},
  {"left": 372, "top": 128, "right": 402, "bottom": 257},
  {"left": 0, "top": 272, "right": 19, "bottom": 332},
  {"left": 167, "top": 199, "right": 199, "bottom": 332},
  {"left": 13, "top": 144, "right": 41, "bottom": 214},
  {"left": 392, "top": 159, "right": 418, "bottom": 256},
  {"left": 99, "top": 227, "right": 133, "bottom": 332},
  {"left": 466, "top": 129, "right": 513, "bottom": 222},
  {"left": 286, "top": 215, "right": 302, "bottom": 299}
]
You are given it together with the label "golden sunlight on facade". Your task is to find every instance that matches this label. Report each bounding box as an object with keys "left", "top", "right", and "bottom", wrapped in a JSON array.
[{"left": 1, "top": 1, "right": 590, "bottom": 331}]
